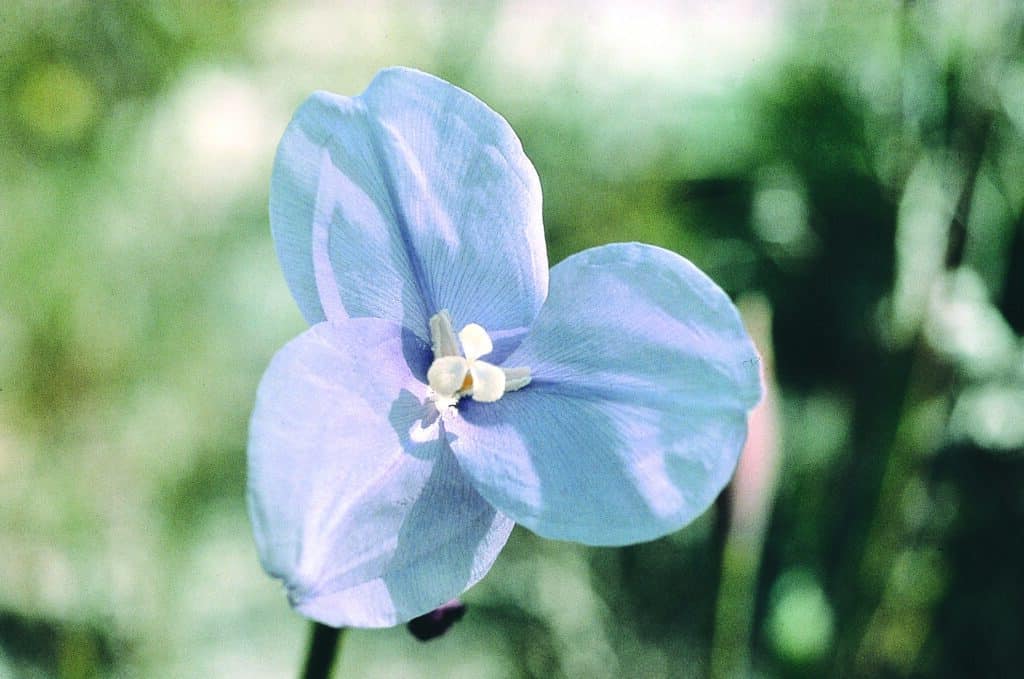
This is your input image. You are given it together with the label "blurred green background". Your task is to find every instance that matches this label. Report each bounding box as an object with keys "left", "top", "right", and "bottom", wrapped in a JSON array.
[{"left": 2, "top": 1, "right": 1023, "bottom": 677}]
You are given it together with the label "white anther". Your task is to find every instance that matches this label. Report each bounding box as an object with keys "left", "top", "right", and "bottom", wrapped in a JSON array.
[
  {"left": 425, "top": 310, "right": 531, "bottom": 413},
  {"left": 430, "top": 310, "right": 460, "bottom": 358},
  {"left": 427, "top": 355, "right": 469, "bottom": 396},
  {"left": 468, "top": 361, "right": 506, "bottom": 402},
  {"left": 502, "top": 366, "right": 532, "bottom": 392},
  {"left": 458, "top": 323, "right": 493, "bottom": 361}
]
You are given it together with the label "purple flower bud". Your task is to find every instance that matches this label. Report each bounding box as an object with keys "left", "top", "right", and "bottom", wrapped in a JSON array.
[{"left": 406, "top": 599, "right": 466, "bottom": 642}]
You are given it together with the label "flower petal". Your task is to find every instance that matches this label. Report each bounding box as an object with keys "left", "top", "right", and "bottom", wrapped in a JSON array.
[
  {"left": 445, "top": 243, "right": 762, "bottom": 546},
  {"left": 270, "top": 67, "right": 548, "bottom": 343},
  {"left": 247, "top": 318, "right": 513, "bottom": 627}
]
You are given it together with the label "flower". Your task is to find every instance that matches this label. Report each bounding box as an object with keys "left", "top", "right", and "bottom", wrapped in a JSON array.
[{"left": 247, "top": 67, "right": 762, "bottom": 628}]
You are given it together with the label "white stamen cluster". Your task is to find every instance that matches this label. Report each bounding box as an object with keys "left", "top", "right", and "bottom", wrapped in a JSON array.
[{"left": 426, "top": 310, "right": 531, "bottom": 413}]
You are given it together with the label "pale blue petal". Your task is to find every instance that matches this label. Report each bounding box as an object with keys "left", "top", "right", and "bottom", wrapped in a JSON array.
[
  {"left": 445, "top": 243, "right": 762, "bottom": 546},
  {"left": 247, "top": 318, "right": 513, "bottom": 627},
  {"left": 269, "top": 67, "right": 548, "bottom": 343}
]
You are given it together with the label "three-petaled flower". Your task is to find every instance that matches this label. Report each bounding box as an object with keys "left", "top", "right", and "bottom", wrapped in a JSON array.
[{"left": 247, "top": 67, "right": 762, "bottom": 628}]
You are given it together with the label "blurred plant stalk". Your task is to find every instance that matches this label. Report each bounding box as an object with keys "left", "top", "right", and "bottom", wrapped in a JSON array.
[{"left": 710, "top": 293, "right": 781, "bottom": 679}]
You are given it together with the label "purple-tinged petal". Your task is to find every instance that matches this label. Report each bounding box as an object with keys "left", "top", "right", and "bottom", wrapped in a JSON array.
[
  {"left": 445, "top": 243, "right": 762, "bottom": 546},
  {"left": 247, "top": 318, "right": 513, "bottom": 627},
  {"left": 269, "top": 67, "right": 547, "bottom": 349}
]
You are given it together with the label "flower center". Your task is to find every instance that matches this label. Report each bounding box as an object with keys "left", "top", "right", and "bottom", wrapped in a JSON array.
[{"left": 425, "top": 310, "right": 531, "bottom": 413}]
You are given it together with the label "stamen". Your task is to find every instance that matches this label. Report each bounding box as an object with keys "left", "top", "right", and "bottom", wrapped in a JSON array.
[
  {"left": 430, "top": 310, "right": 459, "bottom": 358},
  {"left": 503, "top": 366, "right": 532, "bottom": 392},
  {"left": 458, "top": 323, "right": 493, "bottom": 361},
  {"left": 427, "top": 356, "right": 469, "bottom": 396},
  {"left": 425, "top": 310, "right": 531, "bottom": 413},
  {"left": 468, "top": 361, "right": 506, "bottom": 402}
]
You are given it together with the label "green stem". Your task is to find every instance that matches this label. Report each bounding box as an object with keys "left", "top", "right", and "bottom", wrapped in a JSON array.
[{"left": 300, "top": 622, "right": 345, "bottom": 679}]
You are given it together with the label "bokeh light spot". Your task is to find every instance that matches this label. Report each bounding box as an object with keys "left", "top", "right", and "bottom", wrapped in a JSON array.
[
  {"left": 766, "top": 570, "right": 834, "bottom": 664},
  {"left": 15, "top": 62, "right": 100, "bottom": 144}
]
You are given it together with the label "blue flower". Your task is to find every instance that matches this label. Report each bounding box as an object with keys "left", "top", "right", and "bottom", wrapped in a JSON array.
[{"left": 247, "top": 67, "right": 762, "bottom": 628}]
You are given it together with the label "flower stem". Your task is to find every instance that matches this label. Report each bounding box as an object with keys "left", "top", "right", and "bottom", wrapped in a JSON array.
[{"left": 301, "top": 622, "right": 345, "bottom": 679}]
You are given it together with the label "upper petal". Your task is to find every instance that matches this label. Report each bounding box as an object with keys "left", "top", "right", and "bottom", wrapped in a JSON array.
[
  {"left": 247, "top": 318, "right": 513, "bottom": 627},
  {"left": 445, "top": 243, "right": 762, "bottom": 546},
  {"left": 269, "top": 67, "right": 548, "bottom": 344}
]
